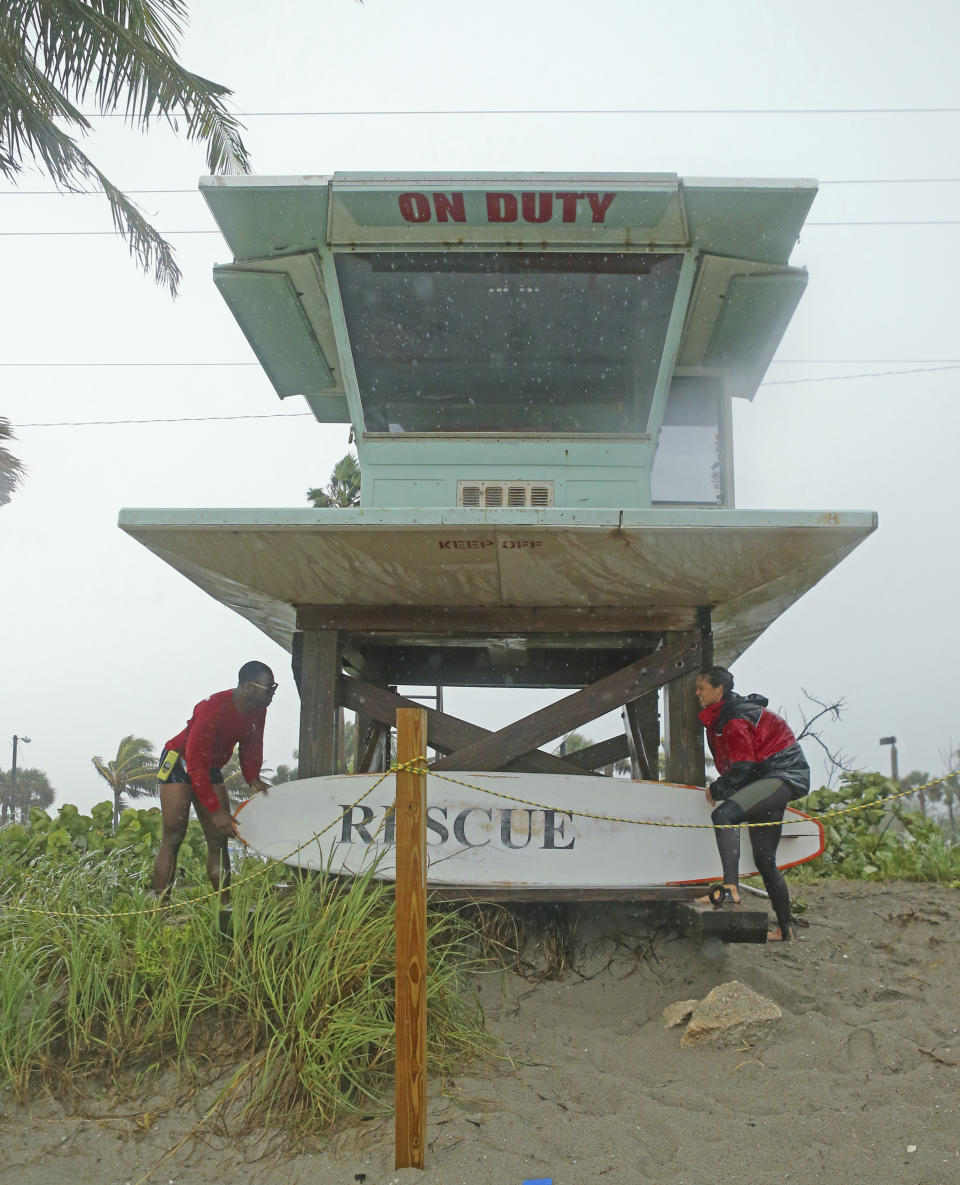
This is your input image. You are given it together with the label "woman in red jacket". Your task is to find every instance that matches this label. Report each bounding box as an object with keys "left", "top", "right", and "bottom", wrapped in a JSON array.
[{"left": 695, "top": 666, "right": 810, "bottom": 941}]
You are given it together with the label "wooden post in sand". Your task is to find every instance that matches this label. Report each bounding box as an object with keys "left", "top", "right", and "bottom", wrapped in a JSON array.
[{"left": 394, "top": 708, "right": 427, "bottom": 1170}]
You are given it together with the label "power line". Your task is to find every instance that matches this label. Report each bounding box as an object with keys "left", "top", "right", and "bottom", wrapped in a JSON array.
[
  {"left": 762, "top": 364, "right": 960, "bottom": 386},
  {"left": 772, "top": 359, "right": 960, "bottom": 364},
  {"left": 0, "top": 361, "right": 259, "bottom": 367},
  {"left": 820, "top": 177, "right": 960, "bottom": 185},
  {"left": 5, "top": 219, "right": 960, "bottom": 238},
  {"left": 12, "top": 363, "right": 960, "bottom": 427},
  {"left": 4, "top": 358, "right": 960, "bottom": 369},
  {"left": 0, "top": 229, "right": 217, "bottom": 236},
  {"left": 806, "top": 219, "right": 960, "bottom": 226},
  {"left": 5, "top": 178, "right": 960, "bottom": 196},
  {"left": 78, "top": 106, "right": 960, "bottom": 117},
  {"left": 15, "top": 412, "right": 314, "bottom": 427},
  {"left": 0, "top": 188, "right": 204, "bottom": 196}
]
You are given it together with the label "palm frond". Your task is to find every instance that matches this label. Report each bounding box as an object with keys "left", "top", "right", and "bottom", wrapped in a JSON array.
[
  {"left": 94, "top": 162, "right": 182, "bottom": 293},
  {"left": 17, "top": 0, "right": 249, "bottom": 171},
  {"left": 0, "top": 68, "right": 182, "bottom": 290},
  {"left": 0, "top": 418, "right": 27, "bottom": 507},
  {"left": 91, "top": 755, "right": 116, "bottom": 785},
  {"left": 0, "top": 0, "right": 250, "bottom": 296},
  {"left": 0, "top": 37, "right": 92, "bottom": 181},
  {"left": 24, "top": 1, "right": 188, "bottom": 100}
]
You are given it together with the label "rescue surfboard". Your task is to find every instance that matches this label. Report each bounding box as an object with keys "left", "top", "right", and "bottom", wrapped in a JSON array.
[{"left": 235, "top": 772, "right": 824, "bottom": 891}]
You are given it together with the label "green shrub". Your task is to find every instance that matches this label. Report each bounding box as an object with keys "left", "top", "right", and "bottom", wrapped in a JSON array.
[
  {"left": 791, "top": 771, "right": 960, "bottom": 884},
  {"left": 0, "top": 801, "right": 206, "bottom": 881},
  {"left": 0, "top": 805, "right": 488, "bottom": 1129}
]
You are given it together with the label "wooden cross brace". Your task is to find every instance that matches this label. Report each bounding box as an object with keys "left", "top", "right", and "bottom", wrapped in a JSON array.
[{"left": 339, "top": 632, "right": 701, "bottom": 774}]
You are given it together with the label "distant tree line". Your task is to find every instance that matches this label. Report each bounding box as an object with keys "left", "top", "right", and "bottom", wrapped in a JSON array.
[
  {"left": 0, "top": 767, "right": 54, "bottom": 824},
  {"left": 900, "top": 760, "right": 959, "bottom": 837}
]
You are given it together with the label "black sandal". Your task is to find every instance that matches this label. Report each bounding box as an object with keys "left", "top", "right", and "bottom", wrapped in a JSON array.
[{"left": 707, "top": 884, "right": 742, "bottom": 907}]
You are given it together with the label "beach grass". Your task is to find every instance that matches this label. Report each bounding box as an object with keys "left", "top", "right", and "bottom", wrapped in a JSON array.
[{"left": 0, "top": 842, "right": 490, "bottom": 1131}]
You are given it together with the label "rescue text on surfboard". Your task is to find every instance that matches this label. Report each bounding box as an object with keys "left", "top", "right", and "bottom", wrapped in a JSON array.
[{"left": 339, "top": 804, "right": 576, "bottom": 851}]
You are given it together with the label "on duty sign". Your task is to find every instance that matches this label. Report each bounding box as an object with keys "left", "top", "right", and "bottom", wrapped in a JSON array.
[
  {"left": 328, "top": 178, "right": 680, "bottom": 242},
  {"left": 397, "top": 190, "right": 617, "bottom": 225}
]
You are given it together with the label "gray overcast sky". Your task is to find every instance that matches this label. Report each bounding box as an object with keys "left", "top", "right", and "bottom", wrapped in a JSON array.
[{"left": 2, "top": 0, "right": 958, "bottom": 813}]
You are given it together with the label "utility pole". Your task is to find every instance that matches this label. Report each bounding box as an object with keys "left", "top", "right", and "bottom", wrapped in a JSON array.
[
  {"left": 879, "top": 735, "right": 899, "bottom": 783},
  {"left": 6, "top": 734, "right": 31, "bottom": 824}
]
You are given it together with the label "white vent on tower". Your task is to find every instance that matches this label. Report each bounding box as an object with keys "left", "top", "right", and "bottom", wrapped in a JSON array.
[{"left": 457, "top": 481, "right": 555, "bottom": 508}]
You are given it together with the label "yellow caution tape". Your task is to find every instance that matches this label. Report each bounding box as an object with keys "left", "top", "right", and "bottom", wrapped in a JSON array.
[
  {"left": 424, "top": 766, "right": 942, "bottom": 829},
  {"left": 1, "top": 761, "right": 948, "bottom": 922}
]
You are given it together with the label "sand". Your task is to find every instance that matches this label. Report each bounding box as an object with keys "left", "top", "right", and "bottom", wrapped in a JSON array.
[{"left": 1, "top": 879, "right": 958, "bottom": 1185}]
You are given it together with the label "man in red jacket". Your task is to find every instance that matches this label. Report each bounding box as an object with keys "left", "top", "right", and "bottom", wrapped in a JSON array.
[
  {"left": 695, "top": 666, "right": 810, "bottom": 941},
  {"left": 152, "top": 661, "right": 276, "bottom": 898}
]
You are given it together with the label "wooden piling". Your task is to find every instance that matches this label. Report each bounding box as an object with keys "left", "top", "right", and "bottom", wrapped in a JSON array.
[
  {"left": 296, "top": 629, "right": 340, "bottom": 777},
  {"left": 394, "top": 708, "right": 427, "bottom": 1170}
]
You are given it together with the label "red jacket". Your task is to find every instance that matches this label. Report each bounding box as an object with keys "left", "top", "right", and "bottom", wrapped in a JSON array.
[
  {"left": 699, "top": 693, "right": 809, "bottom": 800},
  {"left": 166, "top": 690, "right": 265, "bottom": 813}
]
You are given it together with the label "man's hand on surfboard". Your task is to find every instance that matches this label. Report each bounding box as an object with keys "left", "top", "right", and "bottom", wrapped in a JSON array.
[
  {"left": 248, "top": 778, "right": 270, "bottom": 796},
  {"left": 210, "top": 809, "right": 239, "bottom": 837}
]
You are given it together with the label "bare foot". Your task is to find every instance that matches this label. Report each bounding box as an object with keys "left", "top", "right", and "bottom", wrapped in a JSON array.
[{"left": 768, "top": 922, "right": 798, "bottom": 941}]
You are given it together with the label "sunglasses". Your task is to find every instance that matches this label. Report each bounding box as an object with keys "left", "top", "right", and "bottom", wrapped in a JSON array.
[{"left": 250, "top": 681, "right": 278, "bottom": 693}]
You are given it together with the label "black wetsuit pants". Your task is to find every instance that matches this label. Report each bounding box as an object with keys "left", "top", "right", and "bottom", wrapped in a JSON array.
[{"left": 711, "top": 777, "right": 794, "bottom": 934}]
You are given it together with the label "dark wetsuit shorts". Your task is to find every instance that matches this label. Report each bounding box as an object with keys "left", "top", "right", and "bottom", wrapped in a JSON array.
[{"left": 157, "top": 749, "right": 224, "bottom": 788}]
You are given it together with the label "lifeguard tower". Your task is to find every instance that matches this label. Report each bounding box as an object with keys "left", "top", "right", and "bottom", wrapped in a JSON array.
[{"left": 121, "top": 173, "right": 876, "bottom": 785}]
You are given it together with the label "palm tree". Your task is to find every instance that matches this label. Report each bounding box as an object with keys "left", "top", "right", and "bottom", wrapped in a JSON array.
[
  {"left": 900, "top": 769, "right": 932, "bottom": 818},
  {"left": 306, "top": 455, "right": 362, "bottom": 766},
  {"left": 553, "top": 731, "right": 593, "bottom": 757},
  {"left": 220, "top": 753, "right": 248, "bottom": 803},
  {"left": 943, "top": 774, "right": 959, "bottom": 838},
  {"left": 221, "top": 753, "right": 275, "bottom": 805},
  {"left": 0, "top": 1, "right": 250, "bottom": 295},
  {"left": 940, "top": 748, "right": 960, "bottom": 838},
  {"left": 307, "top": 453, "right": 361, "bottom": 508},
  {"left": 0, "top": 418, "right": 26, "bottom": 507},
  {"left": 272, "top": 752, "right": 299, "bottom": 784},
  {"left": 92, "top": 735, "right": 157, "bottom": 829}
]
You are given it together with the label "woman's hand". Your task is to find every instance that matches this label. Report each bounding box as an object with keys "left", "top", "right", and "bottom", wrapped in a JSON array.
[{"left": 704, "top": 786, "right": 715, "bottom": 808}]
